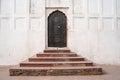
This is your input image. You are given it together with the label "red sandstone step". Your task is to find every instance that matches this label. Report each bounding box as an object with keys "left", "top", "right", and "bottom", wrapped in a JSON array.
[
  {"left": 44, "top": 49, "right": 70, "bottom": 53},
  {"left": 10, "top": 66, "right": 102, "bottom": 76},
  {"left": 20, "top": 61, "right": 93, "bottom": 67},
  {"left": 29, "top": 57, "right": 84, "bottom": 62},
  {"left": 9, "top": 49, "right": 103, "bottom": 76},
  {"left": 36, "top": 53, "right": 77, "bottom": 57}
]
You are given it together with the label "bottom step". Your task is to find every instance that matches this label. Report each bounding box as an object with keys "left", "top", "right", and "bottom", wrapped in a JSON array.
[{"left": 10, "top": 67, "right": 102, "bottom": 76}]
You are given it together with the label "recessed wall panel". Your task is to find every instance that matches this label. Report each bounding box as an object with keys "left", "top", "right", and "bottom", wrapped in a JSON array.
[
  {"left": 74, "top": 18, "right": 87, "bottom": 31},
  {"left": 88, "top": 0, "right": 98, "bottom": 14},
  {"left": 30, "top": 0, "right": 43, "bottom": 14},
  {"left": 74, "top": 0, "right": 83, "bottom": 14},
  {"left": 103, "top": 0, "right": 113, "bottom": 16},
  {"left": 46, "top": 0, "right": 61, "bottom": 7},
  {"left": 103, "top": 18, "right": 113, "bottom": 31},
  {"left": 30, "top": 18, "right": 41, "bottom": 30},
  {"left": 1, "top": 0, "right": 11, "bottom": 15},
  {"left": 117, "top": 19, "right": 120, "bottom": 30},
  {"left": 0, "top": 19, "right": 10, "bottom": 31},
  {"left": 15, "top": 19, "right": 28, "bottom": 31},
  {"left": 89, "top": 18, "right": 98, "bottom": 31},
  {"left": 117, "top": 0, "right": 120, "bottom": 16},
  {"left": 15, "top": 0, "right": 27, "bottom": 15},
  {"left": 46, "top": 0, "right": 70, "bottom": 7}
]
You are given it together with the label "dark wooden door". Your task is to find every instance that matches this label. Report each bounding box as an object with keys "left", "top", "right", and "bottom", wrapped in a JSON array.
[{"left": 48, "top": 10, "right": 67, "bottom": 47}]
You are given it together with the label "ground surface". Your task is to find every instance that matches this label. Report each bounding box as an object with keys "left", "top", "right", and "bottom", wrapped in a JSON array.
[{"left": 0, "top": 65, "right": 120, "bottom": 80}]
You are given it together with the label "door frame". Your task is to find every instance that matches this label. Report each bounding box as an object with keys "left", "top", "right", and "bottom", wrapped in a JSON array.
[
  {"left": 45, "top": 7, "right": 69, "bottom": 49},
  {"left": 48, "top": 10, "right": 67, "bottom": 47}
]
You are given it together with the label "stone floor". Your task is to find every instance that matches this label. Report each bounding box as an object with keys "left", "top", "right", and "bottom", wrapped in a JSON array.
[{"left": 0, "top": 65, "right": 120, "bottom": 80}]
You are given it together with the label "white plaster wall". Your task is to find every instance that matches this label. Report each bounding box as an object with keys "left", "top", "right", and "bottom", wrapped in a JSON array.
[
  {"left": 0, "top": 0, "right": 45, "bottom": 65},
  {"left": 70, "top": 0, "right": 120, "bottom": 65},
  {"left": 0, "top": 0, "right": 120, "bottom": 65}
]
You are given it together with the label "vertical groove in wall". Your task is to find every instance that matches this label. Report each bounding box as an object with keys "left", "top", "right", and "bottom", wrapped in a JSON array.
[
  {"left": 72, "top": 0, "right": 74, "bottom": 15},
  {"left": 45, "top": 0, "right": 47, "bottom": 48},
  {"left": 71, "top": 0, "right": 74, "bottom": 31},
  {"left": 99, "top": 0, "right": 103, "bottom": 31},
  {"left": 87, "top": 0, "right": 89, "bottom": 14},
  {"left": 101, "top": 0, "right": 104, "bottom": 31},
  {"left": 101, "top": 0, "right": 103, "bottom": 31},
  {"left": 116, "top": 0, "right": 120, "bottom": 30},
  {"left": 116, "top": 0, "right": 119, "bottom": 17},
  {"left": 87, "top": 18, "right": 89, "bottom": 31},
  {"left": 101, "top": 0, "right": 103, "bottom": 16},
  {"left": 28, "top": 0, "right": 30, "bottom": 30},
  {"left": 0, "top": 0, "right": 1, "bottom": 30},
  {"left": 112, "top": 0, "right": 116, "bottom": 31},
  {"left": 29, "top": 0, "right": 31, "bottom": 14},
  {"left": 114, "top": 0, "right": 117, "bottom": 30},
  {"left": 0, "top": 0, "right": 1, "bottom": 15},
  {"left": 72, "top": 0, "right": 75, "bottom": 30},
  {"left": 0, "top": 17, "right": 1, "bottom": 32},
  {"left": 14, "top": 0, "right": 16, "bottom": 15},
  {"left": 29, "top": 0, "right": 32, "bottom": 30},
  {"left": 12, "top": 0, "right": 15, "bottom": 31},
  {"left": 13, "top": 0, "right": 16, "bottom": 30},
  {"left": 86, "top": 0, "right": 89, "bottom": 30},
  {"left": 112, "top": 0, "right": 114, "bottom": 16}
]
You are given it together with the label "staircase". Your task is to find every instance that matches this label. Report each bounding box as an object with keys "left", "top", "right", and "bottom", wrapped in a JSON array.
[{"left": 10, "top": 49, "right": 102, "bottom": 76}]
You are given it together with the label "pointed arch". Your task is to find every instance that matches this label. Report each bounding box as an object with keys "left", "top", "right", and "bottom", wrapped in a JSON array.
[{"left": 48, "top": 10, "right": 67, "bottom": 47}]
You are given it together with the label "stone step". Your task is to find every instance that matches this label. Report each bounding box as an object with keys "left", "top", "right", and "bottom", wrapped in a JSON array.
[
  {"left": 9, "top": 49, "right": 103, "bottom": 76},
  {"left": 20, "top": 61, "right": 93, "bottom": 67},
  {"left": 10, "top": 66, "right": 102, "bottom": 76},
  {"left": 36, "top": 53, "right": 77, "bottom": 57},
  {"left": 29, "top": 57, "right": 85, "bottom": 62},
  {"left": 44, "top": 49, "right": 70, "bottom": 53}
]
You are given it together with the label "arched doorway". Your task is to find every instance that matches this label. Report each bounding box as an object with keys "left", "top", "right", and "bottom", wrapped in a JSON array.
[{"left": 48, "top": 10, "right": 67, "bottom": 47}]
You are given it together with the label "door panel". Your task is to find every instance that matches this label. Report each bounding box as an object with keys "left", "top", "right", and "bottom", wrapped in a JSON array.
[{"left": 48, "top": 10, "right": 67, "bottom": 47}]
